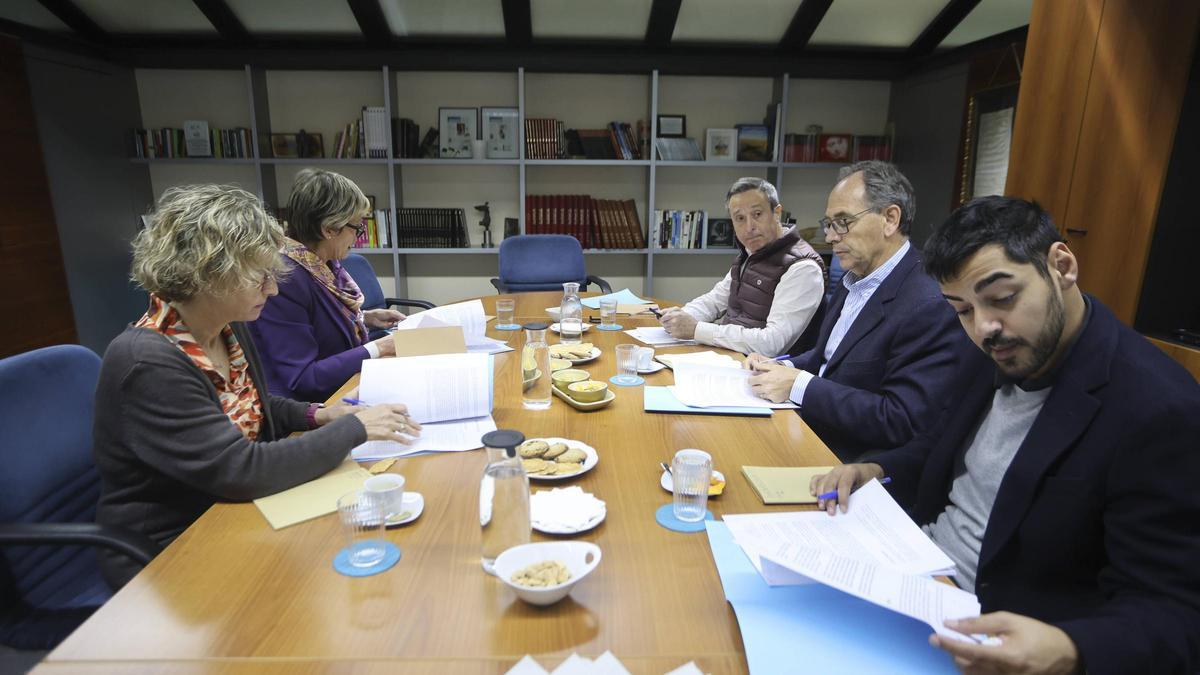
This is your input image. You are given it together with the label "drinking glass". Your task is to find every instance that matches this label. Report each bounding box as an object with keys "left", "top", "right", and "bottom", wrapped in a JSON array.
[
  {"left": 612, "top": 344, "right": 641, "bottom": 386},
  {"left": 337, "top": 490, "right": 387, "bottom": 567},
  {"left": 599, "top": 298, "right": 619, "bottom": 329},
  {"left": 672, "top": 449, "right": 712, "bottom": 522},
  {"left": 495, "top": 299, "right": 518, "bottom": 330}
]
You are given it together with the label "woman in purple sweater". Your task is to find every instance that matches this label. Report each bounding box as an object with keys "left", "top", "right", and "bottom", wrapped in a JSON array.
[{"left": 249, "top": 169, "right": 402, "bottom": 401}]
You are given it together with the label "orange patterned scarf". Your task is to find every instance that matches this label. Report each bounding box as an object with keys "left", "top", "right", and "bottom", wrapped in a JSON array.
[
  {"left": 282, "top": 237, "right": 368, "bottom": 344},
  {"left": 136, "top": 294, "right": 264, "bottom": 440}
]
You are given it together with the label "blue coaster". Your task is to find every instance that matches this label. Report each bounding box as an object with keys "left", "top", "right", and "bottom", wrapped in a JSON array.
[
  {"left": 610, "top": 374, "right": 645, "bottom": 387},
  {"left": 333, "top": 541, "right": 401, "bottom": 577},
  {"left": 495, "top": 323, "right": 522, "bottom": 331},
  {"left": 655, "top": 504, "right": 714, "bottom": 532},
  {"left": 596, "top": 324, "right": 624, "bottom": 331}
]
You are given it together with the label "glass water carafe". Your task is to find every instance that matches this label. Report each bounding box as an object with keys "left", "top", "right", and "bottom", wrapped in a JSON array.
[
  {"left": 479, "top": 429, "right": 530, "bottom": 575},
  {"left": 559, "top": 282, "right": 584, "bottom": 344}
]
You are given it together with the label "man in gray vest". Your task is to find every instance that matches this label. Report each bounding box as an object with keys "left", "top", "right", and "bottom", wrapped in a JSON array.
[{"left": 659, "top": 177, "right": 826, "bottom": 356}]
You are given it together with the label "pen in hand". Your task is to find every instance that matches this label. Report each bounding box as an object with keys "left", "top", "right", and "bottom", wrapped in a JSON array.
[{"left": 816, "top": 476, "right": 891, "bottom": 502}]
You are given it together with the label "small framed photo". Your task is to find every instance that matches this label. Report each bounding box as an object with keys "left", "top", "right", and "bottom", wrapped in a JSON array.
[
  {"left": 705, "top": 128, "right": 737, "bottom": 162},
  {"left": 296, "top": 130, "right": 323, "bottom": 158},
  {"left": 438, "top": 107, "right": 478, "bottom": 159},
  {"left": 657, "top": 114, "right": 686, "bottom": 138},
  {"left": 818, "top": 133, "right": 853, "bottom": 162},
  {"left": 705, "top": 217, "right": 735, "bottom": 248},
  {"left": 270, "top": 133, "right": 299, "bottom": 158},
  {"left": 482, "top": 107, "right": 519, "bottom": 159}
]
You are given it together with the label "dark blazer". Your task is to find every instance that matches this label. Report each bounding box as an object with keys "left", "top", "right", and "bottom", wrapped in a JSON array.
[
  {"left": 93, "top": 323, "right": 366, "bottom": 589},
  {"left": 249, "top": 257, "right": 371, "bottom": 402},
  {"left": 876, "top": 298, "right": 1200, "bottom": 675},
  {"left": 789, "top": 245, "right": 971, "bottom": 462}
]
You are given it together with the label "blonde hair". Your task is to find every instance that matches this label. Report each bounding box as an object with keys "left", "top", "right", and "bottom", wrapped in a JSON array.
[
  {"left": 285, "top": 168, "right": 371, "bottom": 245},
  {"left": 131, "top": 185, "right": 287, "bottom": 302}
]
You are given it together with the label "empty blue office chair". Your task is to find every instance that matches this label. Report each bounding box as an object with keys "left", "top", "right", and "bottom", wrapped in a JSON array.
[
  {"left": 0, "top": 345, "right": 159, "bottom": 650},
  {"left": 341, "top": 253, "right": 436, "bottom": 340},
  {"left": 490, "top": 235, "right": 612, "bottom": 294}
]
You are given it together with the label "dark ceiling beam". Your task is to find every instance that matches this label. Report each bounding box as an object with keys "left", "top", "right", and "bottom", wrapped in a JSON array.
[
  {"left": 501, "top": 0, "right": 532, "bottom": 45},
  {"left": 345, "top": 0, "right": 392, "bottom": 45},
  {"left": 0, "top": 17, "right": 107, "bottom": 58},
  {"left": 907, "top": 0, "right": 983, "bottom": 58},
  {"left": 645, "top": 0, "right": 682, "bottom": 47},
  {"left": 35, "top": 0, "right": 106, "bottom": 42},
  {"left": 779, "top": 0, "right": 834, "bottom": 50},
  {"left": 191, "top": 0, "right": 250, "bottom": 43},
  {"left": 904, "top": 25, "right": 1027, "bottom": 77}
]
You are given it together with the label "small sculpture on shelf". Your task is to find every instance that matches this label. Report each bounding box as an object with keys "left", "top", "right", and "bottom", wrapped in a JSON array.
[{"left": 476, "top": 201, "right": 493, "bottom": 248}]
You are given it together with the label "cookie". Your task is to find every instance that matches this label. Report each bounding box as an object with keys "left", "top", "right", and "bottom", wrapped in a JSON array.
[
  {"left": 521, "top": 458, "right": 549, "bottom": 474},
  {"left": 519, "top": 440, "right": 549, "bottom": 458},
  {"left": 552, "top": 462, "right": 584, "bottom": 475},
  {"left": 556, "top": 448, "right": 587, "bottom": 464},
  {"left": 543, "top": 442, "right": 569, "bottom": 460}
]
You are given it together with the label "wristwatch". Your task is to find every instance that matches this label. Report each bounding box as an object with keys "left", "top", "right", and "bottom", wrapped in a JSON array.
[{"left": 305, "top": 402, "right": 324, "bottom": 429}]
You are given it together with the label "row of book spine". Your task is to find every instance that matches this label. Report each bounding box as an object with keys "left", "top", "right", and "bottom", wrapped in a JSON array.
[
  {"left": 333, "top": 107, "right": 389, "bottom": 159},
  {"left": 131, "top": 127, "right": 252, "bottom": 159},
  {"left": 394, "top": 208, "right": 468, "bottom": 248},
  {"left": 653, "top": 210, "right": 708, "bottom": 249},
  {"left": 525, "top": 195, "right": 647, "bottom": 249},
  {"left": 352, "top": 208, "right": 393, "bottom": 249}
]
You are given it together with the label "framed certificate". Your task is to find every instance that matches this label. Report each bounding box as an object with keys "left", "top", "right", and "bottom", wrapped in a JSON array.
[
  {"left": 482, "top": 107, "right": 519, "bottom": 159},
  {"left": 438, "top": 107, "right": 477, "bottom": 159}
]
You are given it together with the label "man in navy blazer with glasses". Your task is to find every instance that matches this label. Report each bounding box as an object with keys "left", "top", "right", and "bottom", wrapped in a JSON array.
[{"left": 813, "top": 197, "right": 1200, "bottom": 675}]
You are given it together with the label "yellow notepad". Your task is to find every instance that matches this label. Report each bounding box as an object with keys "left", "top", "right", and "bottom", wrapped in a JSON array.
[
  {"left": 741, "top": 466, "right": 836, "bottom": 505},
  {"left": 253, "top": 459, "right": 371, "bottom": 529}
]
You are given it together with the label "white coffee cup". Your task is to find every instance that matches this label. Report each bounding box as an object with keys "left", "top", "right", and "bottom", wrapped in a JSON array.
[
  {"left": 364, "top": 473, "right": 405, "bottom": 523},
  {"left": 637, "top": 346, "right": 655, "bottom": 370}
]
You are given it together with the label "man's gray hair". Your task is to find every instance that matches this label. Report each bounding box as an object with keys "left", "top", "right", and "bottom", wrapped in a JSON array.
[
  {"left": 838, "top": 160, "right": 915, "bottom": 235},
  {"left": 725, "top": 177, "right": 779, "bottom": 209}
]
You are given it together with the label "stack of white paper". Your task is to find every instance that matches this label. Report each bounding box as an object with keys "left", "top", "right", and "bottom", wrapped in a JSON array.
[
  {"left": 671, "top": 362, "right": 797, "bottom": 409},
  {"left": 656, "top": 350, "right": 742, "bottom": 370},
  {"left": 624, "top": 326, "right": 696, "bottom": 346},
  {"left": 396, "top": 300, "right": 512, "bottom": 354}
]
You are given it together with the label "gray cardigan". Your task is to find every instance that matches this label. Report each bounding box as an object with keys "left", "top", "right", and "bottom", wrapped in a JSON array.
[{"left": 93, "top": 322, "right": 366, "bottom": 589}]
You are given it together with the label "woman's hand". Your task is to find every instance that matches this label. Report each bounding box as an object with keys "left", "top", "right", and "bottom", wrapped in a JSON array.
[
  {"left": 353, "top": 404, "right": 422, "bottom": 443},
  {"left": 370, "top": 333, "right": 396, "bottom": 358},
  {"left": 364, "top": 308, "right": 405, "bottom": 329}
]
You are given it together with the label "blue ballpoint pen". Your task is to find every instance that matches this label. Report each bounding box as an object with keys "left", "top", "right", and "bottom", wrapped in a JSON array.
[
  {"left": 817, "top": 476, "right": 891, "bottom": 502},
  {"left": 341, "top": 397, "right": 366, "bottom": 406},
  {"left": 772, "top": 354, "right": 797, "bottom": 361}
]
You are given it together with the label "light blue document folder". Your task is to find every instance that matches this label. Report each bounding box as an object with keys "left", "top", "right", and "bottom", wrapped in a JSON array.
[
  {"left": 643, "top": 386, "right": 773, "bottom": 417},
  {"left": 580, "top": 288, "right": 651, "bottom": 309},
  {"left": 705, "top": 521, "right": 958, "bottom": 674}
]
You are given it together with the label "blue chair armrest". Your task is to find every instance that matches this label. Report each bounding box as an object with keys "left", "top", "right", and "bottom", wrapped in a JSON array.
[
  {"left": 490, "top": 278, "right": 509, "bottom": 294},
  {"left": 385, "top": 298, "right": 436, "bottom": 311},
  {"left": 586, "top": 276, "right": 613, "bottom": 293},
  {"left": 0, "top": 522, "right": 162, "bottom": 566}
]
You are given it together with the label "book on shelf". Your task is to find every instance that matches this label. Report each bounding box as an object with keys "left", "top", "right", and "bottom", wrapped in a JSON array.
[
  {"left": 352, "top": 199, "right": 393, "bottom": 249},
  {"left": 392, "top": 118, "right": 420, "bottom": 158},
  {"left": 763, "top": 103, "right": 781, "bottom": 162},
  {"left": 523, "top": 119, "right": 645, "bottom": 160},
  {"left": 395, "top": 208, "right": 469, "bottom": 248},
  {"left": 853, "top": 135, "right": 893, "bottom": 162},
  {"left": 653, "top": 209, "right": 707, "bottom": 249},
  {"left": 736, "top": 124, "right": 770, "bottom": 162},
  {"left": 783, "top": 133, "right": 820, "bottom": 163},
  {"left": 131, "top": 126, "right": 252, "bottom": 159},
  {"left": 525, "top": 195, "right": 645, "bottom": 249},
  {"left": 655, "top": 138, "right": 703, "bottom": 161},
  {"left": 182, "top": 120, "right": 211, "bottom": 157},
  {"left": 362, "top": 106, "right": 389, "bottom": 159}
]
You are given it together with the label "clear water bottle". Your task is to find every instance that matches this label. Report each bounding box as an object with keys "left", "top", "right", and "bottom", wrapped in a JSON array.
[
  {"left": 479, "top": 429, "right": 530, "bottom": 575},
  {"left": 520, "top": 322, "right": 551, "bottom": 410},
  {"left": 559, "top": 282, "right": 584, "bottom": 344}
]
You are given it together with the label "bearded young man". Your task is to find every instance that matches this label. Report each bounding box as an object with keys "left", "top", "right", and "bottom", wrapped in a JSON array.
[{"left": 811, "top": 196, "right": 1200, "bottom": 675}]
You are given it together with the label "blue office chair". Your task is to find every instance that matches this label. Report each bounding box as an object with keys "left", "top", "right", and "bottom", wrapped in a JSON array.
[
  {"left": 490, "top": 235, "right": 612, "bottom": 294},
  {"left": 826, "top": 253, "right": 846, "bottom": 306},
  {"left": 0, "top": 345, "right": 160, "bottom": 650},
  {"left": 341, "top": 253, "right": 437, "bottom": 340}
]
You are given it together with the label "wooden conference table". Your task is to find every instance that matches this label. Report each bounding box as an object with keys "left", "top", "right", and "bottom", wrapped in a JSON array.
[{"left": 40, "top": 292, "right": 839, "bottom": 675}]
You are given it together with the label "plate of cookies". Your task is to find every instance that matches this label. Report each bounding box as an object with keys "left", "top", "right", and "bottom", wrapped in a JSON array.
[
  {"left": 549, "top": 342, "right": 601, "bottom": 364},
  {"left": 518, "top": 437, "right": 599, "bottom": 481}
]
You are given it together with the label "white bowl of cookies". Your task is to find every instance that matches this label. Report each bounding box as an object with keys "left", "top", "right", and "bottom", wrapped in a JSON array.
[{"left": 493, "top": 541, "right": 602, "bottom": 606}]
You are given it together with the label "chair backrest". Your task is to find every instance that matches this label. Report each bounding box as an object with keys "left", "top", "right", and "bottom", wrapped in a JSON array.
[
  {"left": 497, "top": 235, "right": 588, "bottom": 293},
  {"left": 0, "top": 345, "right": 110, "bottom": 611},
  {"left": 826, "top": 253, "right": 846, "bottom": 306},
  {"left": 341, "top": 253, "right": 385, "bottom": 312}
]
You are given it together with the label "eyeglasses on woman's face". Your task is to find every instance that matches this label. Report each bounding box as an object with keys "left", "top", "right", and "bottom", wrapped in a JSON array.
[{"left": 342, "top": 220, "right": 367, "bottom": 237}]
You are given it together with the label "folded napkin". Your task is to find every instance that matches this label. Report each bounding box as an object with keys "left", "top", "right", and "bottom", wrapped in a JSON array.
[{"left": 531, "top": 486, "right": 606, "bottom": 532}]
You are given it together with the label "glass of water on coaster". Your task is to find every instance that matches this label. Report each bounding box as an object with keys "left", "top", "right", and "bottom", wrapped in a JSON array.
[
  {"left": 610, "top": 343, "right": 644, "bottom": 386},
  {"left": 495, "top": 298, "right": 518, "bottom": 330},
  {"left": 598, "top": 298, "right": 621, "bottom": 330},
  {"left": 672, "top": 449, "right": 713, "bottom": 523},
  {"left": 337, "top": 490, "right": 387, "bottom": 567}
]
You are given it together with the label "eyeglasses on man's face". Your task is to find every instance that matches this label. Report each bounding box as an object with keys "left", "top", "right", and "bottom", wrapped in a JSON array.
[{"left": 819, "top": 208, "right": 875, "bottom": 235}]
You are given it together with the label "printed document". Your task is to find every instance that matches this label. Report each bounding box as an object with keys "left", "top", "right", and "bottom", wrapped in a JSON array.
[
  {"left": 396, "top": 300, "right": 491, "bottom": 347},
  {"left": 723, "top": 479, "right": 956, "bottom": 578},
  {"left": 625, "top": 326, "right": 696, "bottom": 346},
  {"left": 359, "top": 353, "right": 493, "bottom": 424},
  {"left": 672, "top": 362, "right": 797, "bottom": 409},
  {"left": 351, "top": 415, "right": 497, "bottom": 460},
  {"left": 656, "top": 350, "right": 742, "bottom": 370}
]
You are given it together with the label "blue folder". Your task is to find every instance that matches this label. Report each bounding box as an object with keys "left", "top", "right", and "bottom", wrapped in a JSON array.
[
  {"left": 705, "top": 521, "right": 958, "bottom": 674},
  {"left": 643, "top": 386, "right": 773, "bottom": 417}
]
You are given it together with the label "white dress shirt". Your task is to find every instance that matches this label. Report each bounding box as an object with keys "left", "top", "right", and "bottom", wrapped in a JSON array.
[
  {"left": 681, "top": 259, "right": 824, "bottom": 356},
  {"left": 789, "top": 240, "right": 911, "bottom": 404}
]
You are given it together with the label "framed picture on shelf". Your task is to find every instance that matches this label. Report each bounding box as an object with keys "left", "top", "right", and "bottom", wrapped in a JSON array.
[
  {"left": 296, "top": 130, "right": 324, "bottom": 158},
  {"left": 439, "top": 107, "right": 477, "bottom": 159},
  {"left": 482, "top": 107, "right": 519, "bottom": 159},
  {"left": 736, "top": 125, "right": 769, "bottom": 161},
  {"left": 818, "top": 134, "right": 853, "bottom": 162},
  {"left": 705, "top": 218, "right": 735, "bottom": 248},
  {"left": 270, "top": 133, "right": 299, "bottom": 158},
  {"left": 705, "top": 128, "right": 737, "bottom": 162},
  {"left": 657, "top": 114, "right": 686, "bottom": 138}
]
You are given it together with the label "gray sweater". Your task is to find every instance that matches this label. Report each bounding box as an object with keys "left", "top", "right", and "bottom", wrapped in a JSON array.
[{"left": 93, "top": 323, "right": 366, "bottom": 589}]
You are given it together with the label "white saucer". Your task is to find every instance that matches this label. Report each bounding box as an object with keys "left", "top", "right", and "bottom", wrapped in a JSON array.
[
  {"left": 549, "top": 322, "right": 591, "bottom": 334},
  {"left": 533, "top": 508, "right": 606, "bottom": 535},
  {"left": 660, "top": 470, "right": 725, "bottom": 494},
  {"left": 637, "top": 361, "right": 667, "bottom": 374},
  {"left": 384, "top": 492, "right": 424, "bottom": 527}
]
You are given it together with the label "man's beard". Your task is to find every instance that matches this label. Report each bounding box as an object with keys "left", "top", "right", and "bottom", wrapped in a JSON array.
[{"left": 984, "top": 285, "right": 1065, "bottom": 380}]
